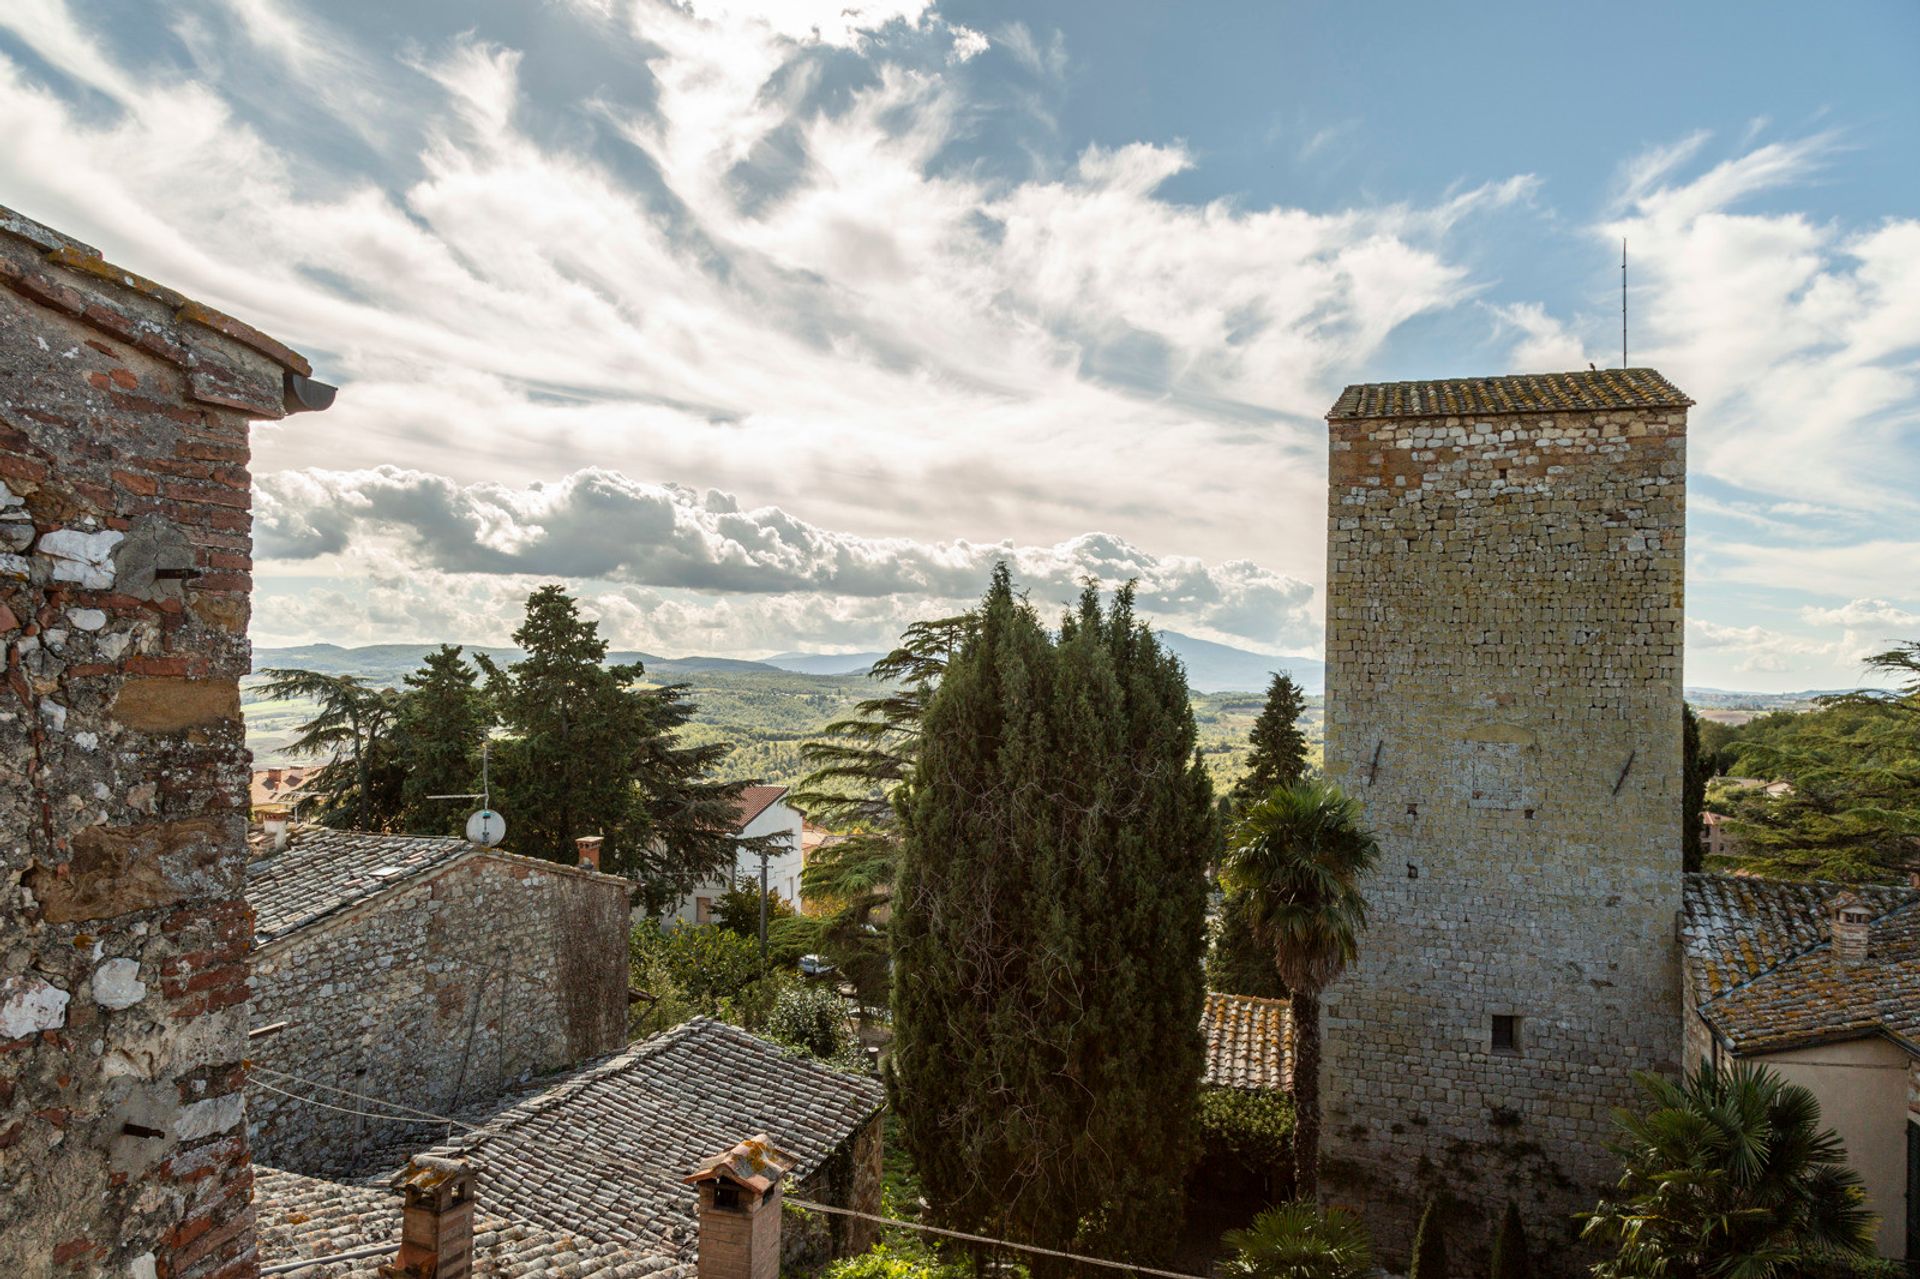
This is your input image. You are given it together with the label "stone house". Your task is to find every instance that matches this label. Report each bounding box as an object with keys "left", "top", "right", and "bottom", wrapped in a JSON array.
[
  {"left": 0, "top": 205, "right": 332, "bottom": 1276},
  {"left": 669, "top": 785, "right": 805, "bottom": 925},
  {"left": 252, "top": 1017, "right": 888, "bottom": 1275},
  {"left": 1318, "top": 370, "right": 1690, "bottom": 1269},
  {"left": 1681, "top": 873, "right": 1920, "bottom": 1261},
  {"left": 245, "top": 829, "right": 635, "bottom": 1175}
]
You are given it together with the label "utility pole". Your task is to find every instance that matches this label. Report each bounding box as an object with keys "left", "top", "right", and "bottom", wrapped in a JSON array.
[{"left": 757, "top": 846, "right": 770, "bottom": 966}]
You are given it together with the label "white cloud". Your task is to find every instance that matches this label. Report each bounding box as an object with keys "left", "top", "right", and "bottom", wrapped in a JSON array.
[
  {"left": 947, "top": 25, "right": 989, "bottom": 62},
  {"left": 1799, "top": 598, "right": 1920, "bottom": 633}
]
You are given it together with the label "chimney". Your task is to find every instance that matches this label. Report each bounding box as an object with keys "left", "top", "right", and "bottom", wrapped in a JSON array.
[
  {"left": 685, "top": 1135, "right": 794, "bottom": 1279},
  {"left": 576, "top": 835, "right": 604, "bottom": 872},
  {"left": 383, "top": 1156, "right": 475, "bottom": 1279},
  {"left": 262, "top": 812, "right": 290, "bottom": 853},
  {"left": 1829, "top": 892, "right": 1873, "bottom": 966}
]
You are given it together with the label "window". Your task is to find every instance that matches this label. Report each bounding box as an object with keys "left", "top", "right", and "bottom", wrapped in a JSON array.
[
  {"left": 714, "top": 1183, "right": 742, "bottom": 1211},
  {"left": 1491, "top": 1014, "right": 1521, "bottom": 1055},
  {"left": 695, "top": 896, "right": 713, "bottom": 924}
]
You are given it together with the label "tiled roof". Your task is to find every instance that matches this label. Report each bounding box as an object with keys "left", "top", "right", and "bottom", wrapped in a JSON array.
[
  {"left": 245, "top": 831, "right": 476, "bottom": 943},
  {"left": 408, "top": 1018, "right": 886, "bottom": 1262},
  {"left": 1327, "top": 368, "right": 1692, "bottom": 421},
  {"left": 730, "top": 786, "right": 790, "bottom": 832},
  {"left": 1202, "top": 992, "right": 1292, "bottom": 1091},
  {"left": 253, "top": 1166, "right": 688, "bottom": 1278},
  {"left": 1681, "top": 873, "right": 1920, "bottom": 1055},
  {"left": 250, "top": 766, "right": 319, "bottom": 810}
]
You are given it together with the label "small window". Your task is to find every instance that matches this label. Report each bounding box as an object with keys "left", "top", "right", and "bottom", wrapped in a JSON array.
[
  {"left": 713, "top": 1183, "right": 742, "bottom": 1210},
  {"left": 695, "top": 896, "right": 713, "bottom": 924},
  {"left": 1492, "top": 1014, "right": 1521, "bottom": 1055}
]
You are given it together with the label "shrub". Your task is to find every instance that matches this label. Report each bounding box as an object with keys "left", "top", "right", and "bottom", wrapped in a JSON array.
[
  {"left": 1196, "top": 1086, "right": 1295, "bottom": 1174},
  {"left": 767, "top": 982, "right": 854, "bottom": 1060},
  {"left": 714, "top": 879, "right": 797, "bottom": 939},
  {"left": 1488, "top": 1201, "right": 1530, "bottom": 1279},
  {"left": 1407, "top": 1196, "right": 1447, "bottom": 1279},
  {"left": 1221, "top": 1201, "right": 1373, "bottom": 1279},
  {"left": 824, "top": 1240, "right": 971, "bottom": 1279}
]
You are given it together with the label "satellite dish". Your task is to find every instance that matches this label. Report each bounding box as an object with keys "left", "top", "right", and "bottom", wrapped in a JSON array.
[{"left": 466, "top": 809, "right": 507, "bottom": 847}]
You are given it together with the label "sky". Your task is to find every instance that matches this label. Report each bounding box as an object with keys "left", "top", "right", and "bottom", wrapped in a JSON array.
[{"left": 0, "top": 0, "right": 1915, "bottom": 692}]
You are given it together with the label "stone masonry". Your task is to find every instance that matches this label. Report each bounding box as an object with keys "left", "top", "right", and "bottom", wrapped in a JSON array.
[
  {"left": 247, "top": 837, "right": 634, "bottom": 1176},
  {"left": 0, "top": 206, "right": 330, "bottom": 1276},
  {"left": 1318, "top": 370, "right": 1689, "bottom": 1271}
]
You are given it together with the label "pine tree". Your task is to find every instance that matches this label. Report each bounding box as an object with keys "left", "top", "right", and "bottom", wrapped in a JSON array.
[
  {"left": 890, "top": 568, "right": 1214, "bottom": 1267},
  {"left": 1233, "top": 672, "right": 1310, "bottom": 807},
  {"left": 1407, "top": 1196, "right": 1448, "bottom": 1279},
  {"left": 1488, "top": 1201, "right": 1531, "bottom": 1279},
  {"left": 477, "top": 586, "right": 768, "bottom": 908},
  {"left": 397, "top": 645, "right": 488, "bottom": 835},
  {"left": 258, "top": 668, "right": 405, "bottom": 831}
]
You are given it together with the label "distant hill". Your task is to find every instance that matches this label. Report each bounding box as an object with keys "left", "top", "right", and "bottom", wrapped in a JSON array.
[
  {"left": 1156, "top": 631, "right": 1324, "bottom": 694},
  {"left": 251, "top": 643, "right": 786, "bottom": 686},
  {"left": 763, "top": 651, "right": 888, "bottom": 676}
]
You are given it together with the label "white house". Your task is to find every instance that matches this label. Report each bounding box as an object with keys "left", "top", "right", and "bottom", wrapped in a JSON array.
[{"left": 669, "top": 785, "right": 805, "bottom": 926}]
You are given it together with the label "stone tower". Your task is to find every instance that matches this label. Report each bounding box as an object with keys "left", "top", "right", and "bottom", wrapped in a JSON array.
[{"left": 1318, "top": 370, "right": 1689, "bottom": 1268}]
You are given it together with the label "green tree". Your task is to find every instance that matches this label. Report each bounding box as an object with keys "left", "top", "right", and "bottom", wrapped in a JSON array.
[
  {"left": 788, "top": 616, "right": 970, "bottom": 1000},
  {"left": 1581, "top": 1060, "right": 1875, "bottom": 1279},
  {"left": 890, "top": 569, "right": 1214, "bottom": 1267},
  {"left": 258, "top": 668, "right": 404, "bottom": 831},
  {"left": 1682, "top": 706, "right": 1706, "bottom": 874},
  {"left": 1232, "top": 672, "right": 1311, "bottom": 807},
  {"left": 1488, "top": 1201, "right": 1531, "bottom": 1279},
  {"left": 396, "top": 645, "right": 488, "bottom": 834},
  {"left": 1407, "top": 1197, "right": 1448, "bottom": 1279},
  {"left": 1221, "top": 1202, "right": 1374, "bottom": 1279},
  {"left": 1206, "top": 894, "right": 1287, "bottom": 1000},
  {"left": 1220, "top": 780, "right": 1379, "bottom": 1202},
  {"left": 478, "top": 586, "right": 771, "bottom": 910}
]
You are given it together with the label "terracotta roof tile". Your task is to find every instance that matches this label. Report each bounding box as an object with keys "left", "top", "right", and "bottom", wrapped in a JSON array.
[
  {"left": 1202, "top": 992, "right": 1292, "bottom": 1091},
  {"left": 1681, "top": 872, "right": 1920, "bottom": 1055},
  {"left": 1327, "top": 368, "right": 1691, "bottom": 421},
  {"left": 729, "top": 786, "right": 789, "bottom": 832}
]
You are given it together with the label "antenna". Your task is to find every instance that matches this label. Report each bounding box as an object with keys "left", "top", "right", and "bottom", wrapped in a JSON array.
[
  {"left": 1621, "top": 237, "right": 1628, "bottom": 369},
  {"left": 427, "top": 738, "right": 507, "bottom": 847}
]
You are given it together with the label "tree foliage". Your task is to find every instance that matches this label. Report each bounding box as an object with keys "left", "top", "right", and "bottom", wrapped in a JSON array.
[
  {"left": 257, "top": 668, "right": 404, "bottom": 831},
  {"left": 1196, "top": 1086, "right": 1295, "bottom": 1175},
  {"left": 477, "top": 586, "right": 772, "bottom": 911},
  {"left": 396, "top": 644, "right": 488, "bottom": 835},
  {"left": 1206, "top": 894, "right": 1287, "bottom": 1000},
  {"left": 1704, "top": 640, "right": 1920, "bottom": 883},
  {"left": 890, "top": 568, "right": 1214, "bottom": 1268},
  {"left": 1682, "top": 705, "right": 1706, "bottom": 875},
  {"left": 1581, "top": 1060, "right": 1875, "bottom": 1279},
  {"left": 1219, "top": 780, "right": 1378, "bottom": 1203},
  {"left": 1488, "top": 1201, "right": 1531, "bottom": 1279},
  {"left": 1220, "top": 1203, "right": 1375, "bottom": 1279},
  {"left": 1232, "top": 672, "right": 1311, "bottom": 807}
]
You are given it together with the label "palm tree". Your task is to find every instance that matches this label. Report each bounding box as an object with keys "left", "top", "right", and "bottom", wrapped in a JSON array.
[
  {"left": 1221, "top": 1201, "right": 1374, "bottom": 1279},
  {"left": 1220, "top": 780, "right": 1379, "bottom": 1201},
  {"left": 1581, "top": 1059, "right": 1875, "bottom": 1278}
]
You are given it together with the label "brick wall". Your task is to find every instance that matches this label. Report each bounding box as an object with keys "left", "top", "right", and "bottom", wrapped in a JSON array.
[
  {"left": 1318, "top": 398, "right": 1687, "bottom": 1270},
  {"left": 0, "top": 208, "right": 321, "bottom": 1277},
  {"left": 247, "top": 851, "right": 633, "bottom": 1175}
]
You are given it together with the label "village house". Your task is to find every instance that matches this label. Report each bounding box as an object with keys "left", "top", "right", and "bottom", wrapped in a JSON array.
[
  {"left": 244, "top": 828, "right": 635, "bottom": 1175},
  {"left": 249, "top": 763, "right": 317, "bottom": 821},
  {"left": 252, "top": 1017, "right": 888, "bottom": 1276},
  {"left": 670, "top": 785, "right": 805, "bottom": 925},
  {"left": 1682, "top": 873, "right": 1920, "bottom": 1261},
  {"left": 0, "top": 205, "right": 333, "bottom": 1276}
]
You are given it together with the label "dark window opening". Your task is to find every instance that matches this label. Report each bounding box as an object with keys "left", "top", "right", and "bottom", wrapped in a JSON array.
[
  {"left": 1492, "top": 1014, "right": 1521, "bottom": 1055},
  {"left": 714, "top": 1184, "right": 742, "bottom": 1211}
]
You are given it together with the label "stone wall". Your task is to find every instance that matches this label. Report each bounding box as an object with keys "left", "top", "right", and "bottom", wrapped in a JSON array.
[
  {"left": 0, "top": 208, "right": 320, "bottom": 1277},
  {"left": 247, "top": 851, "right": 633, "bottom": 1175},
  {"left": 1319, "top": 397, "right": 1686, "bottom": 1270},
  {"left": 781, "top": 1112, "right": 886, "bottom": 1270}
]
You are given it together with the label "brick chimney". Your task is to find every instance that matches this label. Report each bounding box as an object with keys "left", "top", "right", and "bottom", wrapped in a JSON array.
[
  {"left": 382, "top": 1155, "right": 475, "bottom": 1279},
  {"left": 1829, "top": 892, "right": 1873, "bottom": 966},
  {"left": 576, "top": 835, "right": 605, "bottom": 872},
  {"left": 685, "top": 1135, "right": 794, "bottom": 1279}
]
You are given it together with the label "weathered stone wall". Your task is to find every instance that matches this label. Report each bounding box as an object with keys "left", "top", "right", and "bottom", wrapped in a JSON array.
[
  {"left": 781, "top": 1111, "right": 886, "bottom": 1270},
  {"left": 247, "top": 851, "right": 633, "bottom": 1175},
  {"left": 0, "top": 209, "right": 314, "bottom": 1277},
  {"left": 1319, "top": 400, "right": 1686, "bottom": 1270}
]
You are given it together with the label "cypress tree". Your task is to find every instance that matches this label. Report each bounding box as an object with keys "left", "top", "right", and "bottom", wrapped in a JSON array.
[
  {"left": 1232, "top": 672, "right": 1310, "bottom": 807},
  {"left": 1682, "top": 705, "right": 1706, "bottom": 873},
  {"left": 1488, "top": 1201, "right": 1531, "bottom": 1279},
  {"left": 398, "top": 645, "right": 488, "bottom": 834},
  {"left": 1408, "top": 1196, "right": 1449, "bottom": 1279},
  {"left": 890, "top": 567, "right": 1213, "bottom": 1267}
]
